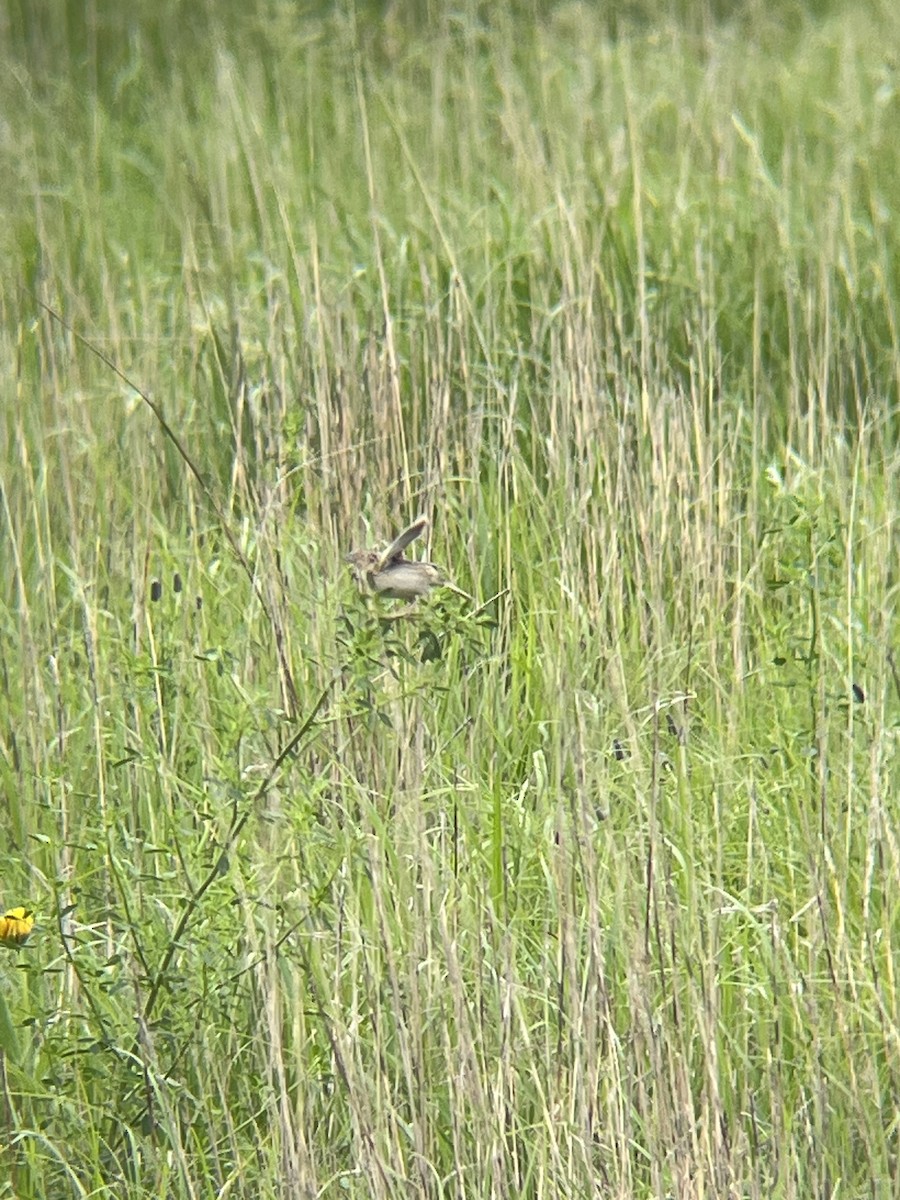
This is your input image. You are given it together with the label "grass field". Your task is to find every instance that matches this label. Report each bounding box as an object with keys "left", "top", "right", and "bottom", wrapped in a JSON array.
[{"left": 2, "top": 1, "right": 899, "bottom": 1196}]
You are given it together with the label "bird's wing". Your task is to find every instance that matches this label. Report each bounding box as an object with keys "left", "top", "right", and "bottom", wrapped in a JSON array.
[{"left": 377, "top": 515, "right": 429, "bottom": 569}]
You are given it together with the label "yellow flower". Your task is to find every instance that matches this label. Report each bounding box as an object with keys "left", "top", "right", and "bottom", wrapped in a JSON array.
[{"left": 0, "top": 907, "right": 35, "bottom": 948}]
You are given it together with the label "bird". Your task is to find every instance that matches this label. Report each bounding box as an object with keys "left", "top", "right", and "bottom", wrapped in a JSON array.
[
  {"left": 345, "top": 516, "right": 466, "bottom": 601},
  {"left": 0, "top": 906, "right": 35, "bottom": 949}
]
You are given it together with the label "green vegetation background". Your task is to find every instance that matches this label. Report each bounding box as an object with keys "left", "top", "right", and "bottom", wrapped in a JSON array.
[{"left": 1, "top": 0, "right": 898, "bottom": 1196}]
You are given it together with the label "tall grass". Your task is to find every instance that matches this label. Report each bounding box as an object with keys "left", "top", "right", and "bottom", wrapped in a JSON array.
[{"left": 1, "top": 1, "right": 899, "bottom": 1196}]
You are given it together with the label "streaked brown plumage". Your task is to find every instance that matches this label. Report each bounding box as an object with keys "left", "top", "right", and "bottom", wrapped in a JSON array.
[{"left": 345, "top": 516, "right": 458, "bottom": 601}]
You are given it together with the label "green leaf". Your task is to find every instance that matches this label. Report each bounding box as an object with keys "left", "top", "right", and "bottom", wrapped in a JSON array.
[{"left": 0, "top": 990, "right": 21, "bottom": 1063}]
